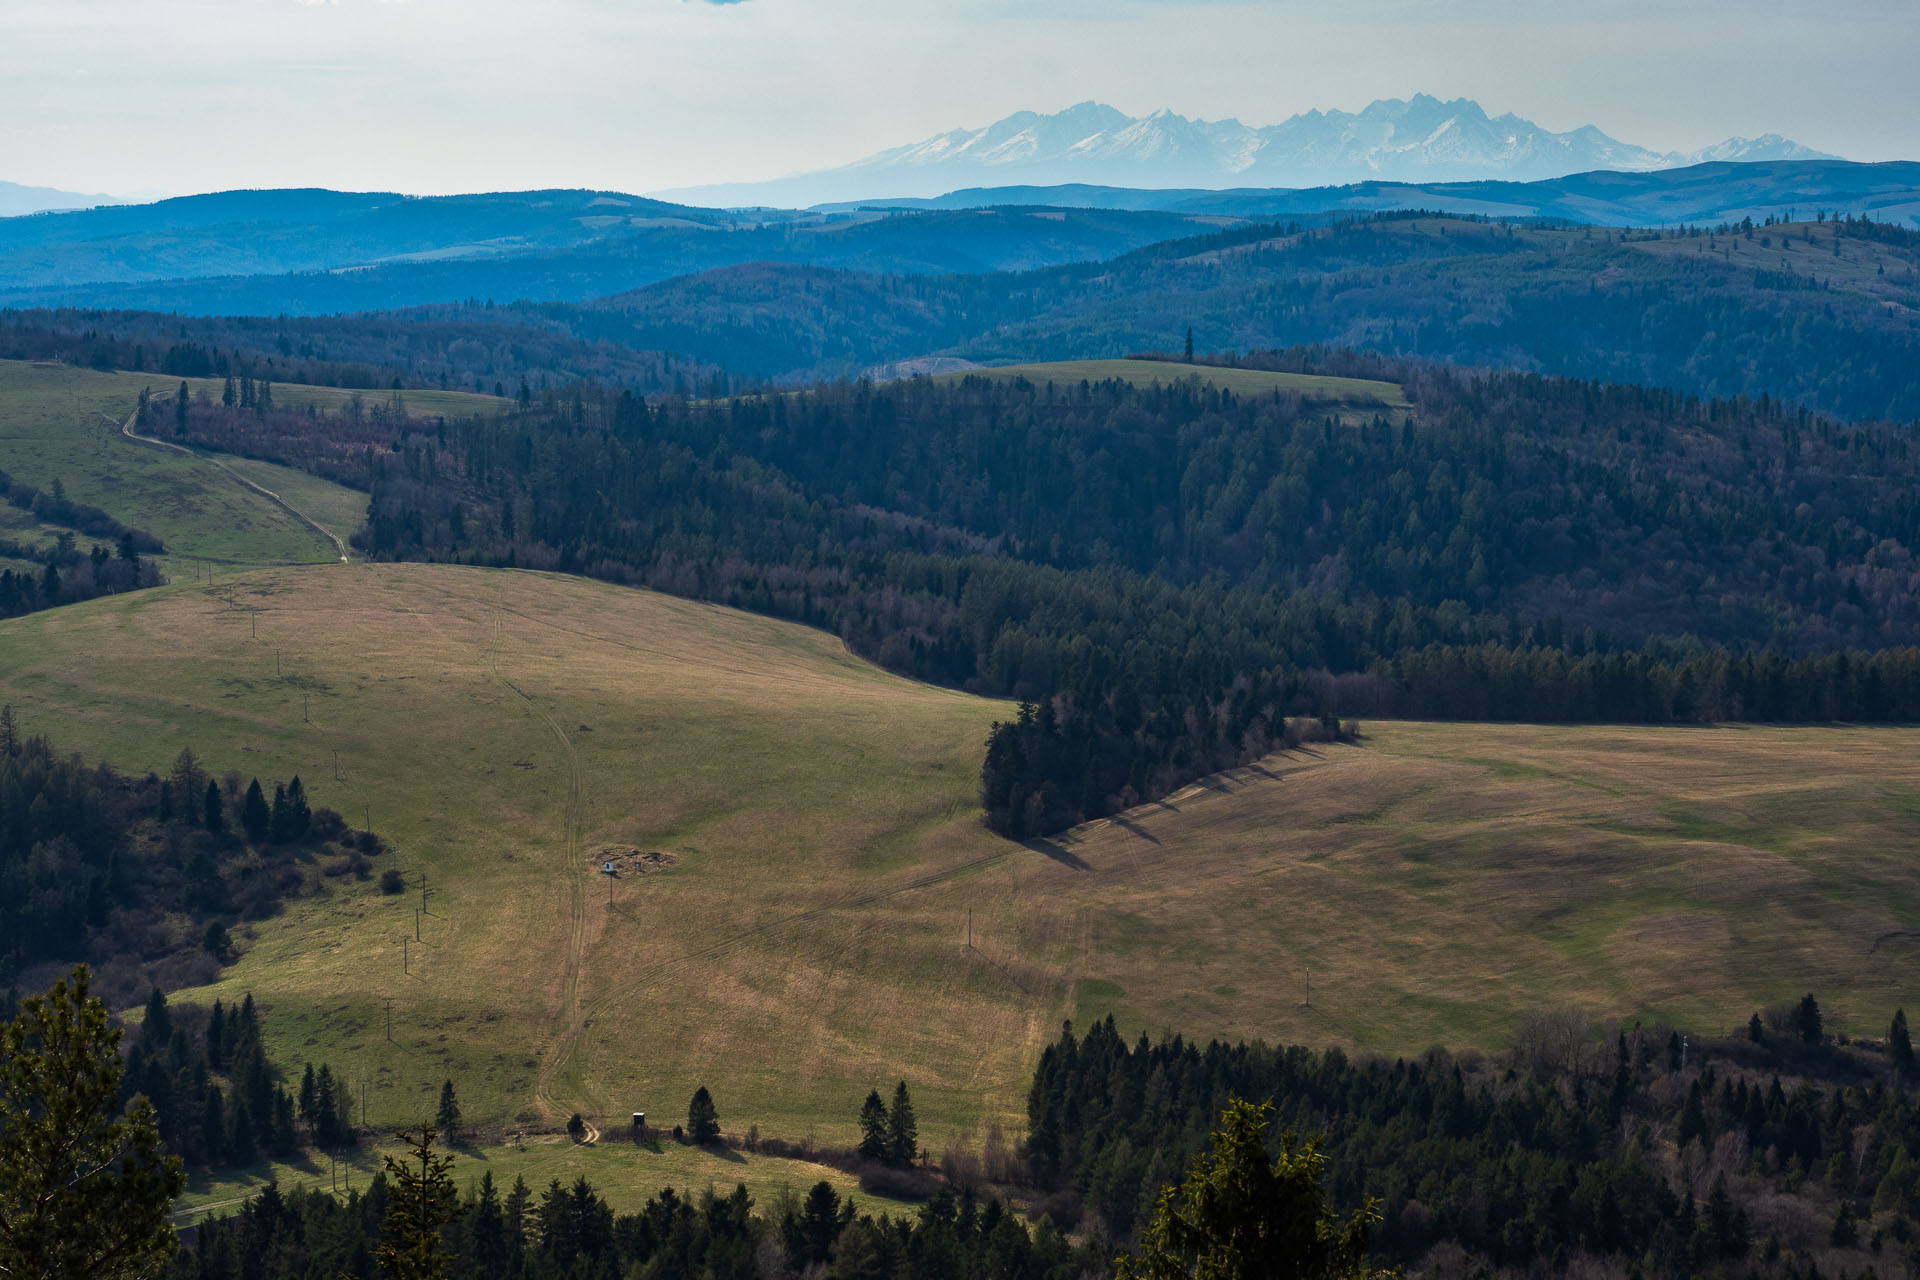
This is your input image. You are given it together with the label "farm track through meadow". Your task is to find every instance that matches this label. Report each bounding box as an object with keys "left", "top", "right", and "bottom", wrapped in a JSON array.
[
  {"left": 118, "top": 411, "right": 349, "bottom": 561},
  {"left": 482, "top": 592, "right": 592, "bottom": 1124}
]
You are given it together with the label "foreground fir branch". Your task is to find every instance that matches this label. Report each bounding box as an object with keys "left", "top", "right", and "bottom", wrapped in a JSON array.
[
  {"left": 1116, "top": 1098, "right": 1388, "bottom": 1280},
  {"left": 0, "top": 965, "right": 184, "bottom": 1280}
]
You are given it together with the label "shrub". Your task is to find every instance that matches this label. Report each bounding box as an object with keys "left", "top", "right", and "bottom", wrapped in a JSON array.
[
  {"left": 856, "top": 1162, "right": 941, "bottom": 1201},
  {"left": 380, "top": 868, "right": 406, "bottom": 895}
]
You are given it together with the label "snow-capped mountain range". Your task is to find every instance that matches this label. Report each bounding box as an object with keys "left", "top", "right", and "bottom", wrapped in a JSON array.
[{"left": 657, "top": 96, "right": 1838, "bottom": 209}]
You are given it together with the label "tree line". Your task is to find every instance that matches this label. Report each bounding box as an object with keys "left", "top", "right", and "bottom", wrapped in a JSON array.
[
  {"left": 1023, "top": 1004, "right": 1920, "bottom": 1276},
  {"left": 15, "top": 956, "right": 1914, "bottom": 1278},
  {"left": 0, "top": 465, "right": 164, "bottom": 620},
  {"left": 118, "top": 985, "right": 358, "bottom": 1173},
  {"left": 0, "top": 719, "right": 390, "bottom": 1001}
]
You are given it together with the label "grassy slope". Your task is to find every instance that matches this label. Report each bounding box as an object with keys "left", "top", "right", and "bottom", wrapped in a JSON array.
[
  {"left": 0, "top": 360, "right": 500, "bottom": 571},
  {"left": 10, "top": 564, "right": 1919, "bottom": 1127},
  {"left": 8, "top": 566, "right": 1920, "bottom": 1213},
  {"left": 0, "top": 360, "right": 395, "bottom": 571},
  {"left": 7, "top": 356, "right": 1917, "bottom": 1216},
  {"left": 1032, "top": 722, "right": 1920, "bottom": 1050},
  {"left": 0, "top": 563, "right": 1031, "bottom": 1144},
  {"left": 950, "top": 358, "right": 1410, "bottom": 407}
]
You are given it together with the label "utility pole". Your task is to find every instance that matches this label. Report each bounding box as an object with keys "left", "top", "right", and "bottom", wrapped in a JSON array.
[
  {"left": 967, "top": 908, "right": 973, "bottom": 950},
  {"left": 275, "top": 648, "right": 281, "bottom": 677},
  {"left": 251, "top": 612, "right": 256, "bottom": 639},
  {"left": 1304, "top": 968, "right": 1311, "bottom": 1009},
  {"left": 303, "top": 694, "right": 309, "bottom": 723},
  {"left": 420, "top": 871, "right": 428, "bottom": 914},
  {"left": 402, "top": 937, "right": 409, "bottom": 975}
]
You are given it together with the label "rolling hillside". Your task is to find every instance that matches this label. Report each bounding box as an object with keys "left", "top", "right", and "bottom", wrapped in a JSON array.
[
  {"left": 567, "top": 214, "right": 1920, "bottom": 418},
  {"left": 0, "top": 200, "right": 1231, "bottom": 315},
  {"left": 5, "top": 563, "right": 1917, "bottom": 1154}
]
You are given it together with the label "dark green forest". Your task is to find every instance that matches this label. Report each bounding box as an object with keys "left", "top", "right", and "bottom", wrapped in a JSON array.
[
  {"left": 170, "top": 359, "right": 1920, "bottom": 834},
  {"left": 115, "top": 987, "right": 360, "bottom": 1173},
  {"left": 0, "top": 719, "right": 391, "bottom": 1000},
  {"left": 1023, "top": 1010, "right": 1920, "bottom": 1278}
]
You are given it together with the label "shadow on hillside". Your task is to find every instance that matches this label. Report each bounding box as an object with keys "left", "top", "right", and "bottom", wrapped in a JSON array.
[{"left": 1024, "top": 836, "right": 1092, "bottom": 870}]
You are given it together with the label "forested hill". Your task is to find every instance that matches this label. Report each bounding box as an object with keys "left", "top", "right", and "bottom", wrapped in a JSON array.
[
  {"left": 172, "top": 358, "right": 1920, "bottom": 835},
  {"left": 567, "top": 213, "right": 1920, "bottom": 421},
  {"left": 0, "top": 203, "right": 1226, "bottom": 313},
  {"left": 12, "top": 212, "right": 1919, "bottom": 420}
]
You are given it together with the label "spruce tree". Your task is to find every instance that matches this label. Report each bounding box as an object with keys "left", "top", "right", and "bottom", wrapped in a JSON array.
[
  {"left": 468, "top": 1172, "right": 507, "bottom": 1278},
  {"left": 0, "top": 966, "right": 185, "bottom": 1279},
  {"left": 858, "top": 1089, "right": 889, "bottom": 1162},
  {"left": 887, "top": 1080, "right": 918, "bottom": 1168},
  {"left": 203, "top": 779, "right": 224, "bottom": 834},
  {"left": 286, "top": 776, "right": 311, "bottom": 838},
  {"left": 436, "top": 1079, "right": 461, "bottom": 1142},
  {"left": 298, "top": 1063, "right": 317, "bottom": 1131},
  {"left": 1797, "top": 994, "right": 1823, "bottom": 1046},
  {"left": 313, "top": 1066, "right": 337, "bottom": 1148},
  {"left": 200, "top": 1085, "right": 227, "bottom": 1165},
  {"left": 503, "top": 1176, "right": 532, "bottom": 1273},
  {"left": 142, "top": 987, "right": 170, "bottom": 1044},
  {"left": 1891, "top": 1009, "right": 1914, "bottom": 1076},
  {"left": 271, "top": 1089, "right": 298, "bottom": 1158},
  {"left": 376, "top": 1123, "right": 464, "bottom": 1280},
  {"left": 1114, "top": 1098, "right": 1378, "bottom": 1280},
  {"left": 687, "top": 1086, "right": 720, "bottom": 1145},
  {"left": 175, "top": 382, "right": 189, "bottom": 434},
  {"left": 228, "top": 1101, "right": 256, "bottom": 1166},
  {"left": 241, "top": 779, "right": 270, "bottom": 843},
  {"left": 205, "top": 1000, "right": 227, "bottom": 1070}
]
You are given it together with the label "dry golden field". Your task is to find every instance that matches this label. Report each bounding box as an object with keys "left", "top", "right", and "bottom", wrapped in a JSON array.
[{"left": 5, "top": 560, "right": 1918, "bottom": 1165}]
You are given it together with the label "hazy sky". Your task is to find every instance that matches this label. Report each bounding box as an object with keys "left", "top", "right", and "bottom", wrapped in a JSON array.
[{"left": 4, "top": 0, "right": 1914, "bottom": 197}]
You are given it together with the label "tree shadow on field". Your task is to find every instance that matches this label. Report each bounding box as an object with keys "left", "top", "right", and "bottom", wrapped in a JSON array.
[
  {"left": 1024, "top": 837, "right": 1092, "bottom": 871},
  {"left": 701, "top": 1143, "right": 747, "bottom": 1164},
  {"left": 1107, "top": 815, "right": 1160, "bottom": 846}
]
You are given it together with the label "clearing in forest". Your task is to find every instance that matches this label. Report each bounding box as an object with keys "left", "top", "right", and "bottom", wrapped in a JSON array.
[{"left": 948, "top": 357, "right": 1410, "bottom": 407}]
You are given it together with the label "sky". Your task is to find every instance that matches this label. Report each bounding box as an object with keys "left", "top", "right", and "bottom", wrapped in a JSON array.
[{"left": 3, "top": 0, "right": 1915, "bottom": 198}]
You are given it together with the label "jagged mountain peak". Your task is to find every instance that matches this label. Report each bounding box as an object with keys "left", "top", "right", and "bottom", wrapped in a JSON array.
[{"left": 653, "top": 98, "right": 1841, "bottom": 208}]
